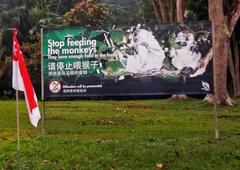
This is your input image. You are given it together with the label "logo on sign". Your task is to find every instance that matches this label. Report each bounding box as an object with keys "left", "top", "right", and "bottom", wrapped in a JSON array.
[
  {"left": 49, "top": 80, "right": 61, "bottom": 94},
  {"left": 201, "top": 81, "right": 210, "bottom": 91}
]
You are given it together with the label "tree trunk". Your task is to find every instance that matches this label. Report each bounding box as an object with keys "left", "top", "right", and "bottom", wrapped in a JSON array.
[
  {"left": 228, "top": 32, "right": 240, "bottom": 97},
  {"left": 205, "top": 0, "right": 240, "bottom": 105},
  {"left": 210, "top": 0, "right": 234, "bottom": 105},
  {"left": 152, "top": 0, "right": 186, "bottom": 24},
  {"left": 233, "top": 33, "right": 240, "bottom": 96},
  {"left": 228, "top": 0, "right": 240, "bottom": 35},
  {"left": 151, "top": 0, "right": 163, "bottom": 23},
  {"left": 228, "top": 1, "right": 240, "bottom": 96},
  {"left": 176, "top": 0, "right": 184, "bottom": 21},
  {"left": 55, "top": 0, "right": 62, "bottom": 14},
  {"left": 228, "top": 44, "right": 237, "bottom": 97},
  {"left": 169, "top": 0, "right": 174, "bottom": 22},
  {"left": 159, "top": 0, "right": 168, "bottom": 23}
]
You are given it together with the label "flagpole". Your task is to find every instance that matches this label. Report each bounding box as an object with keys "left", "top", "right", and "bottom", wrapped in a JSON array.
[
  {"left": 16, "top": 89, "right": 20, "bottom": 151},
  {"left": 14, "top": 26, "right": 20, "bottom": 169},
  {"left": 41, "top": 101, "right": 45, "bottom": 137},
  {"left": 14, "top": 28, "right": 20, "bottom": 151}
]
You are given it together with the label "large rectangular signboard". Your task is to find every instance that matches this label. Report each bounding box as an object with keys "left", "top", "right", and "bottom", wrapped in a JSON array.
[{"left": 42, "top": 21, "right": 213, "bottom": 99}]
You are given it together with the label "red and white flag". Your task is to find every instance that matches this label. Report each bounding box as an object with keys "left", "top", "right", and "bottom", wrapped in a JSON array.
[{"left": 12, "top": 28, "right": 41, "bottom": 127}]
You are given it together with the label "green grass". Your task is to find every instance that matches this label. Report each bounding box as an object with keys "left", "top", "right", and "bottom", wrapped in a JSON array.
[{"left": 0, "top": 98, "right": 240, "bottom": 169}]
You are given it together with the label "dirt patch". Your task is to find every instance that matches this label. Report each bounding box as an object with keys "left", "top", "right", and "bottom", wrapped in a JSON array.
[
  {"left": 96, "top": 117, "right": 134, "bottom": 125},
  {"left": 126, "top": 103, "right": 150, "bottom": 109},
  {"left": 48, "top": 105, "right": 80, "bottom": 109},
  {"left": 47, "top": 115, "right": 67, "bottom": 121},
  {"left": 219, "top": 115, "right": 240, "bottom": 121},
  {"left": 0, "top": 136, "right": 8, "bottom": 141},
  {"left": 47, "top": 105, "right": 81, "bottom": 112}
]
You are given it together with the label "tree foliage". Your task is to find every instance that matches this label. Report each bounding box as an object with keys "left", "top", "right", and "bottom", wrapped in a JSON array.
[
  {"left": 0, "top": 0, "right": 112, "bottom": 98},
  {"left": 185, "top": 0, "right": 209, "bottom": 20},
  {"left": 64, "top": 0, "right": 111, "bottom": 27}
]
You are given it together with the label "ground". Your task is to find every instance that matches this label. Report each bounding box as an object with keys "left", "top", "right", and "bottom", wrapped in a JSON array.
[{"left": 0, "top": 98, "right": 240, "bottom": 169}]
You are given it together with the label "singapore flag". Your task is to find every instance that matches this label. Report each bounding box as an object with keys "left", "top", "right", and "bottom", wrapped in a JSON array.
[{"left": 12, "top": 28, "right": 41, "bottom": 127}]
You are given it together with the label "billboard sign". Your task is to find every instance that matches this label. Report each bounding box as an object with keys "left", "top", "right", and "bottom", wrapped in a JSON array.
[{"left": 42, "top": 21, "right": 213, "bottom": 99}]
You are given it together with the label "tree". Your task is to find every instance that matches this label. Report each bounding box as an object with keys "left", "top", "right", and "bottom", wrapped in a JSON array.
[
  {"left": 0, "top": 0, "right": 75, "bottom": 97},
  {"left": 150, "top": 0, "right": 240, "bottom": 104},
  {"left": 176, "top": 0, "right": 184, "bottom": 21},
  {"left": 151, "top": 0, "right": 175, "bottom": 23},
  {"left": 64, "top": 0, "right": 111, "bottom": 27},
  {"left": 206, "top": 0, "right": 240, "bottom": 105}
]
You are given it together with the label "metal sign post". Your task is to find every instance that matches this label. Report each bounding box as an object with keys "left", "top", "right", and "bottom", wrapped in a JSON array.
[{"left": 214, "top": 102, "right": 219, "bottom": 139}]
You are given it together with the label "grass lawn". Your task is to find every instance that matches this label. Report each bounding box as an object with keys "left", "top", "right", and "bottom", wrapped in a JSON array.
[{"left": 0, "top": 98, "right": 240, "bottom": 169}]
